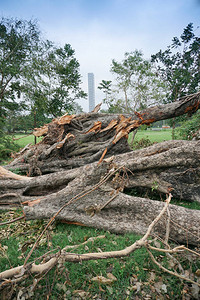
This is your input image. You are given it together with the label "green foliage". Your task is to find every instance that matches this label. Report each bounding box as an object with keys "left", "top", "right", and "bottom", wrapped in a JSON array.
[
  {"left": 24, "top": 42, "right": 87, "bottom": 118},
  {"left": 131, "top": 137, "right": 155, "bottom": 150},
  {"left": 0, "top": 116, "right": 19, "bottom": 162},
  {"left": 0, "top": 134, "right": 20, "bottom": 162},
  {"left": 98, "top": 79, "right": 112, "bottom": 108},
  {"left": 128, "top": 129, "right": 172, "bottom": 147},
  {"left": 0, "top": 17, "right": 86, "bottom": 158},
  {"left": 175, "top": 111, "right": 200, "bottom": 140},
  {"left": 151, "top": 23, "right": 200, "bottom": 102},
  {"left": 0, "top": 17, "right": 41, "bottom": 117},
  {"left": 110, "top": 50, "right": 167, "bottom": 112}
]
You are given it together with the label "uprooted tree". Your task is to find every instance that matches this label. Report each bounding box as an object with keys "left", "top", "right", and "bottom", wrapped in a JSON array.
[
  {"left": 0, "top": 91, "right": 200, "bottom": 245},
  {"left": 0, "top": 91, "right": 200, "bottom": 294}
]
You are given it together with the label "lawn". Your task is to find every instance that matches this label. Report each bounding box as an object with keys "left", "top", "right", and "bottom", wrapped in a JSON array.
[
  {"left": 128, "top": 129, "right": 172, "bottom": 149},
  {"left": 13, "top": 134, "right": 42, "bottom": 148},
  {"left": 1, "top": 208, "right": 199, "bottom": 299},
  {"left": 134, "top": 129, "right": 172, "bottom": 143}
]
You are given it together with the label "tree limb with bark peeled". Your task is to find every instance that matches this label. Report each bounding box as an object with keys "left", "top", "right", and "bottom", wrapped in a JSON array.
[{"left": 0, "top": 91, "right": 200, "bottom": 246}]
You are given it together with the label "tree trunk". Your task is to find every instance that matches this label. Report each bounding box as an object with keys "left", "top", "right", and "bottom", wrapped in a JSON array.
[
  {"left": 6, "top": 91, "right": 200, "bottom": 175},
  {"left": 1, "top": 140, "right": 200, "bottom": 245},
  {"left": 1, "top": 92, "right": 200, "bottom": 246}
]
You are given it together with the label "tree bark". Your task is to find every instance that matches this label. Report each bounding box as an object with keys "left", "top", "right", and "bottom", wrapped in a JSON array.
[
  {"left": 1, "top": 92, "right": 200, "bottom": 246},
  {"left": 6, "top": 91, "right": 200, "bottom": 175},
  {"left": 1, "top": 140, "right": 200, "bottom": 245}
]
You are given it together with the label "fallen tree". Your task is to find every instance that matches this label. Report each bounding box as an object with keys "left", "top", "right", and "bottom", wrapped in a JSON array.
[
  {"left": 0, "top": 92, "right": 200, "bottom": 298},
  {"left": 0, "top": 91, "right": 200, "bottom": 246},
  {"left": 6, "top": 91, "right": 200, "bottom": 175}
]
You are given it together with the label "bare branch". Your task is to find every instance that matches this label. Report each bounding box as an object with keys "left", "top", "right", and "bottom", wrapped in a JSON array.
[
  {"left": 147, "top": 248, "right": 200, "bottom": 287},
  {"left": 0, "top": 194, "right": 171, "bottom": 282}
]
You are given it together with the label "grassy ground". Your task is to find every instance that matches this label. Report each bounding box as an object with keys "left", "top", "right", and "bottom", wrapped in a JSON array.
[
  {"left": 0, "top": 209, "right": 199, "bottom": 299},
  {"left": 134, "top": 129, "right": 172, "bottom": 143},
  {"left": 128, "top": 129, "right": 172, "bottom": 150},
  {"left": 13, "top": 134, "right": 42, "bottom": 148}
]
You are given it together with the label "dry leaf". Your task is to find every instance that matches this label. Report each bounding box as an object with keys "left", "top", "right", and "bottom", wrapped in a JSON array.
[
  {"left": 91, "top": 275, "right": 113, "bottom": 285},
  {"left": 153, "top": 240, "right": 161, "bottom": 248},
  {"left": 154, "top": 281, "right": 164, "bottom": 293},
  {"left": 107, "top": 273, "right": 117, "bottom": 281},
  {"left": 195, "top": 269, "right": 200, "bottom": 277},
  {"left": 106, "top": 286, "right": 113, "bottom": 295},
  {"left": 149, "top": 272, "right": 156, "bottom": 282},
  {"left": 161, "top": 284, "right": 167, "bottom": 293},
  {"left": 191, "top": 283, "right": 200, "bottom": 300},
  {"left": 73, "top": 289, "right": 91, "bottom": 298}
]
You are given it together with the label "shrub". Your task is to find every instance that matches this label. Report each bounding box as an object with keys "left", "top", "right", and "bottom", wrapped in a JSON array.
[
  {"left": 175, "top": 111, "right": 200, "bottom": 140},
  {"left": 132, "top": 137, "right": 155, "bottom": 150},
  {"left": 0, "top": 135, "right": 20, "bottom": 162}
]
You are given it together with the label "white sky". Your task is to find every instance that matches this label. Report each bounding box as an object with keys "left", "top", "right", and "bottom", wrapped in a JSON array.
[{"left": 1, "top": 0, "right": 200, "bottom": 111}]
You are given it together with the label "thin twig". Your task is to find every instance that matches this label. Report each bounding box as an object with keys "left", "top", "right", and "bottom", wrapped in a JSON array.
[
  {"left": 147, "top": 248, "right": 200, "bottom": 287},
  {"left": 99, "top": 192, "right": 119, "bottom": 211},
  {"left": 62, "top": 235, "right": 105, "bottom": 252},
  {"left": 0, "top": 194, "right": 171, "bottom": 280},
  {"left": 13, "top": 134, "right": 33, "bottom": 140},
  {"left": 147, "top": 244, "right": 185, "bottom": 253},
  {"left": 0, "top": 215, "right": 25, "bottom": 226},
  {"left": 164, "top": 207, "right": 170, "bottom": 245},
  {"left": 181, "top": 246, "right": 200, "bottom": 257}
]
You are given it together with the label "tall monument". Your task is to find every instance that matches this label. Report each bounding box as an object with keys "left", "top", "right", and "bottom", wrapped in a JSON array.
[{"left": 88, "top": 73, "right": 95, "bottom": 112}]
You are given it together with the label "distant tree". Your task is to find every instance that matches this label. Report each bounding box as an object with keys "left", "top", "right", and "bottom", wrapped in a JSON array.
[
  {"left": 175, "top": 110, "right": 200, "bottom": 140},
  {"left": 24, "top": 43, "right": 86, "bottom": 119},
  {"left": 0, "top": 17, "right": 86, "bottom": 155},
  {"left": 0, "top": 17, "right": 41, "bottom": 158},
  {"left": 110, "top": 50, "right": 167, "bottom": 112},
  {"left": 98, "top": 80, "right": 112, "bottom": 107},
  {"left": 151, "top": 23, "right": 200, "bottom": 138},
  {"left": 45, "top": 44, "right": 86, "bottom": 117},
  {"left": 0, "top": 18, "right": 41, "bottom": 116}
]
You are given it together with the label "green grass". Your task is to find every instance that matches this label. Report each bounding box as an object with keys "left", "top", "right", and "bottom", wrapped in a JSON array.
[
  {"left": 129, "top": 128, "right": 172, "bottom": 144},
  {"left": 135, "top": 129, "right": 172, "bottom": 143},
  {"left": 1, "top": 209, "right": 197, "bottom": 300},
  {"left": 13, "top": 134, "right": 42, "bottom": 148}
]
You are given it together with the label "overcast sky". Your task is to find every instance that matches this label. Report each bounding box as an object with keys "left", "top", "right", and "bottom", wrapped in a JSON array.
[{"left": 1, "top": 0, "right": 200, "bottom": 111}]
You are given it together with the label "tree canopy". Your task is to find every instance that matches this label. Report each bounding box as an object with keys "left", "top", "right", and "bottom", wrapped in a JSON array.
[
  {"left": 151, "top": 23, "right": 200, "bottom": 102},
  {"left": 104, "top": 50, "right": 167, "bottom": 113},
  {"left": 0, "top": 17, "right": 86, "bottom": 159}
]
